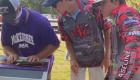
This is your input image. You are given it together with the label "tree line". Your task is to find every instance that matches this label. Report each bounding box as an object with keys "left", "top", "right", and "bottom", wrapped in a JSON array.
[{"left": 20, "top": 0, "right": 56, "bottom": 14}]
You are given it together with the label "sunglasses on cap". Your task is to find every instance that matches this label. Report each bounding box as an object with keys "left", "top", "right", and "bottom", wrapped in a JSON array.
[
  {"left": 52, "top": 0, "right": 62, "bottom": 8},
  {"left": 0, "top": 6, "right": 9, "bottom": 14}
]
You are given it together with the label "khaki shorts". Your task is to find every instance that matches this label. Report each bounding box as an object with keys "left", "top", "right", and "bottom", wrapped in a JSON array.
[{"left": 71, "top": 66, "right": 104, "bottom": 80}]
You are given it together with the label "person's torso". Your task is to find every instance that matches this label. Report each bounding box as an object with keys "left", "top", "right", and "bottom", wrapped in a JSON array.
[
  {"left": 2, "top": 8, "right": 52, "bottom": 57},
  {"left": 114, "top": 5, "right": 140, "bottom": 44},
  {"left": 60, "top": 11, "right": 104, "bottom": 67}
]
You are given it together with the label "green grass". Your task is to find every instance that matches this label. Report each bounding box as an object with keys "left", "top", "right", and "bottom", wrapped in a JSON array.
[
  {"left": 0, "top": 45, "right": 3, "bottom": 55},
  {"left": 51, "top": 41, "right": 70, "bottom": 80},
  {"left": 51, "top": 41, "right": 89, "bottom": 80}
]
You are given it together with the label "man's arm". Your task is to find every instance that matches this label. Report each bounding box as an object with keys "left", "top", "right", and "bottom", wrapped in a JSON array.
[
  {"left": 36, "top": 44, "right": 59, "bottom": 60},
  {"left": 2, "top": 46, "right": 19, "bottom": 63},
  {"left": 3, "top": 46, "right": 16, "bottom": 56},
  {"left": 65, "top": 40, "right": 79, "bottom": 74},
  {"left": 65, "top": 41, "right": 77, "bottom": 61},
  {"left": 58, "top": 16, "right": 78, "bottom": 74},
  {"left": 102, "top": 18, "right": 113, "bottom": 73},
  {"left": 27, "top": 16, "right": 60, "bottom": 62},
  {"left": 103, "top": 29, "right": 111, "bottom": 73}
]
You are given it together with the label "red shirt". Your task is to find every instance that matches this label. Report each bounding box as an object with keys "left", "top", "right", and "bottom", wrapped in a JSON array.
[
  {"left": 58, "top": 12, "right": 70, "bottom": 41},
  {"left": 111, "top": 4, "right": 140, "bottom": 44}
]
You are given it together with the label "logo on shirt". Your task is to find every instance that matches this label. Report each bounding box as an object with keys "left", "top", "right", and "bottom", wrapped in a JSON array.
[
  {"left": 118, "top": 51, "right": 131, "bottom": 78},
  {"left": 124, "top": 17, "right": 138, "bottom": 25},
  {"left": 72, "top": 24, "right": 89, "bottom": 38},
  {"left": 127, "top": 31, "right": 140, "bottom": 36},
  {"left": 11, "top": 32, "right": 35, "bottom": 48}
]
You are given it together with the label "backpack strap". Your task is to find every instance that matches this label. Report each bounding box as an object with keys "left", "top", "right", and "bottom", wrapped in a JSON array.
[{"left": 24, "top": 8, "right": 30, "bottom": 23}]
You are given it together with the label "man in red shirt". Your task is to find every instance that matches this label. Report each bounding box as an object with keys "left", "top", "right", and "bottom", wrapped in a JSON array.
[
  {"left": 101, "top": 0, "right": 140, "bottom": 79},
  {"left": 43, "top": 0, "right": 109, "bottom": 80}
]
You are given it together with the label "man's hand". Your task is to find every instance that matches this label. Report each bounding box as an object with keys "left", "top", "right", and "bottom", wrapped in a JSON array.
[
  {"left": 3, "top": 46, "right": 19, "bottom": 64},
  {"left": 7, "top": 54, "right": 18, "bottom": 64},
  {"left": 27, "top": 55, "right": 40, "bottom": 62},
  {"left": 70, "top": 60, "right": 79, "bottom": 75},
  {"left": 102, "top": 56, "right": 110, "bottom": 74}
]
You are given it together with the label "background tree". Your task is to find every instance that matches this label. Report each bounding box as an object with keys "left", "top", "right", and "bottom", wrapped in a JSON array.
[
  {"left": 20, "top": 0, "right": 56, "bottom": 14},
  {"left": 126, "top": 0, "right": 140, "bottom": 11}
]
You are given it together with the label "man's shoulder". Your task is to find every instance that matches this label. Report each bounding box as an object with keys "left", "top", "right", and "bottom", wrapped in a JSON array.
[
  {"left": 117, "top": 5, "right": 139, "bottom": 24},
  {"left": 28, "top": 9, "right": 49, "bottom": 22},
  {"left": 27, "top": 9, "right": 50, "bottom": 26},
  {"left": 118, "top": 5, "right": 139, "bottom": 17}
]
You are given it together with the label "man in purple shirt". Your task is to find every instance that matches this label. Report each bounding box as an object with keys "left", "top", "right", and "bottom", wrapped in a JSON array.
[{"left": 0, "top": 0, "right": 60, "bottom": 80}]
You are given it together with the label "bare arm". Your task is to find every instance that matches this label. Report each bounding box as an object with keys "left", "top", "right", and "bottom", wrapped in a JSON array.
[
  {"left": 36, "top": 44, "right": 59, "bottom": 60},
  {"left": 3, "top": 46, "right": 17, "bottom": 56},
  {"left": 65, "top": 41, "right": 77, "bottom": 61},
  {"left": 103, "top": 29, "right": 111, "bottom": 73},
  {"left": 2, "top": 46, "right": 19, "bottom": 63},
  {"left": 104, "top": 29, "right": 111, "bottom": 63},
  {"left": 27, "top": 44, "right": 59, "bottom": 62},
  {"left": 65, "top": 40, "right": 79, "bottom": 74}
]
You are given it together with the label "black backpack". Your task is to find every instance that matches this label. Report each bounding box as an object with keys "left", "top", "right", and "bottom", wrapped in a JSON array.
[{"left": 60, "top": 11, "right": 104, "bottom": 67}]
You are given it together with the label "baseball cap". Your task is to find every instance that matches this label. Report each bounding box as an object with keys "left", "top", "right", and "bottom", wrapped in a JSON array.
[
  {"left": 0, "top": 0, "right": 20, "bottom": 23},
  {"left": 9, "top": 0, "right": 20, "bottom": 10},
  {"left": 94, "top": 0, "right": 103, "bottom": 3},
  {"left": 118, "top": 0, "right": 126, "bottom": 4},
  {"left": 42, "top": 0, "right": 60, "bottom": 7},
  {"left": 81, "top": 0, "right": 103, "bottom": 4},
  {"left": 0, "top": 0, "right": 20, "bottom": 13}
]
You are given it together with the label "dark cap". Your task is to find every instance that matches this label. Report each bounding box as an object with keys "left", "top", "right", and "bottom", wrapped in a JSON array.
[
  {"left": 118, "top": 0, "right": 126, "bottom": 4},
  {"left": 0, "top": 0, "right": 17, "bottom": 14},
  {"left": 0, "top": 0, "right": 17, "bottom": 23},
  {"left": 42, "top": 0, "right": 59, "bottom": 7}
]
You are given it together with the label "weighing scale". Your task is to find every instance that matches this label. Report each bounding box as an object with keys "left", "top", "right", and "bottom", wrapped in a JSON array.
[{"left": 0, "top": 56, "right": 50, "bottom": 80}]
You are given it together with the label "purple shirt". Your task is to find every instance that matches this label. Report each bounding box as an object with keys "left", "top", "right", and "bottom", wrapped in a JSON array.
[{"left": 1, "top": 8, "right": 59, "bottom": 58}]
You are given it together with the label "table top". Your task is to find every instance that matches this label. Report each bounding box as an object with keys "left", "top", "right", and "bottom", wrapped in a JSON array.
[{"left": 0, "top": 56, "right": 49, "bottom": 71}]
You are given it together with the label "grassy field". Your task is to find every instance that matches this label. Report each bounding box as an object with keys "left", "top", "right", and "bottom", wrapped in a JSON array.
[
  {"left": 51, "top": 41, "right": 70, "bottom": 80},
  {"left": 0, "top": 45, "right": 3, "bottom": 54}
]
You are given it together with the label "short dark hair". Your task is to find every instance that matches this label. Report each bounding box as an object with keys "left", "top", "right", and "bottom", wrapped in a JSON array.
[{"left": 110, "top": 0, "right": 126, "bottom": 4}]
